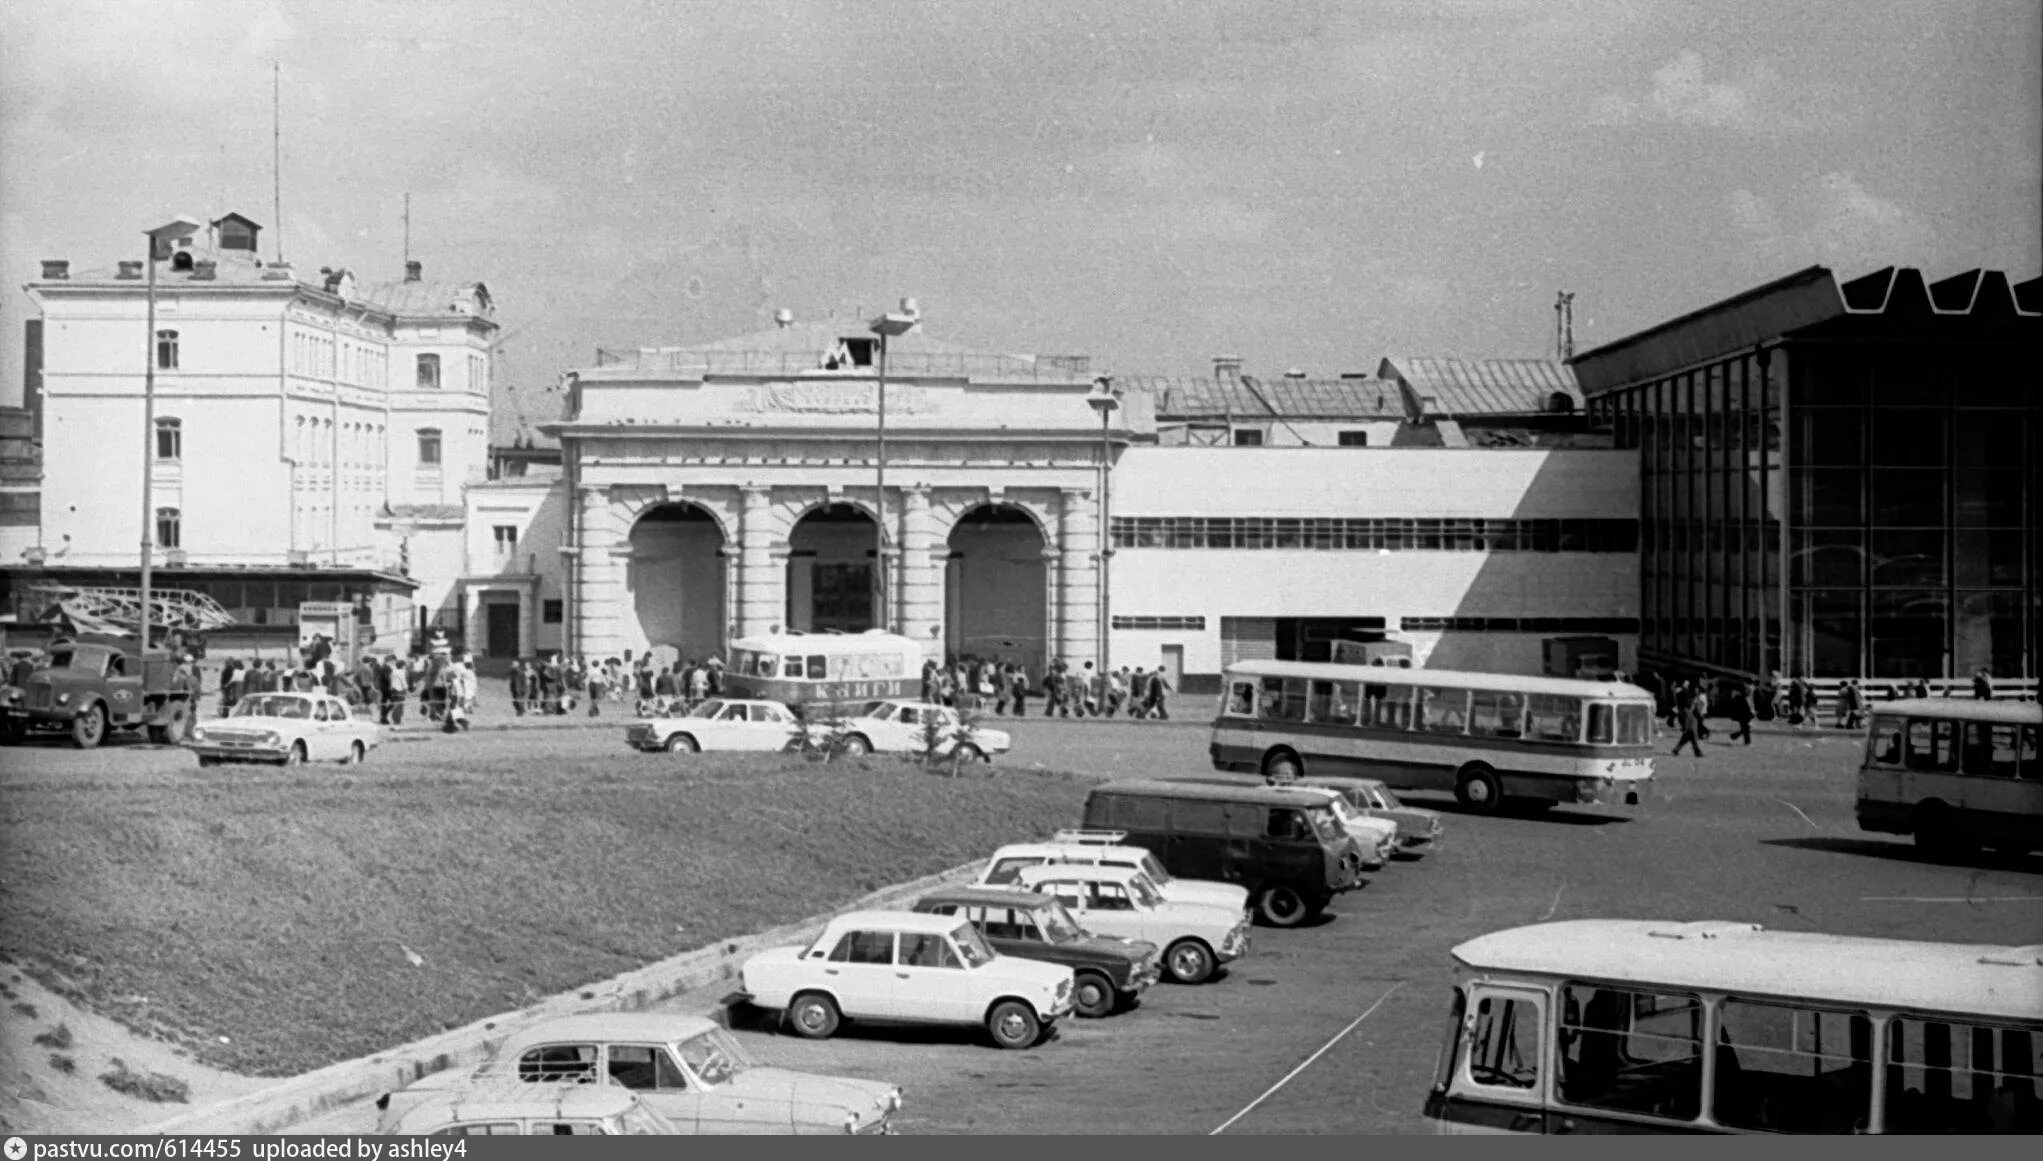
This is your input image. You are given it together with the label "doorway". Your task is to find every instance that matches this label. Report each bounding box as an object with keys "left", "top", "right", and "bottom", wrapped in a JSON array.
[
  {"left": 1160, "top": 644, "right": 1184, "bottom": 692},
  {"left": 484, "top": 600, "right": 520, "bottom": 659}
]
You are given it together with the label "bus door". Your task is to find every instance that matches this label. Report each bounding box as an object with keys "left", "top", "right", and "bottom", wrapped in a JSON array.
[{"left": 1439, "top": 984, "right": 1556, "bottom": 1134}]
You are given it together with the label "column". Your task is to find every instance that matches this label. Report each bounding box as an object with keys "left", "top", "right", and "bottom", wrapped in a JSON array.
[
  {"left": 737, "top": 485, "right": 783, "bottom": 639},
  {"left": 898, "top": 486, "right": 942, "bottom": 656},
  {"left": 574, "top": 486, "right": 627, "bottom": 660},
  {"left": 1058, "top": 487, "right": 1099, "bottom": 670}
]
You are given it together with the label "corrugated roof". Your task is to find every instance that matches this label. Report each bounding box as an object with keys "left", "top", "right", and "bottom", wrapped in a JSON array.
[
  {"left": 1379, "top": 357, "right": 1582, "bottom": 417},
  {"left": 354, "top": 278, "right": 492, "bottom": 319},
  {"left": 1123, "top": 376, "right": 1406, "bottom": 420}
]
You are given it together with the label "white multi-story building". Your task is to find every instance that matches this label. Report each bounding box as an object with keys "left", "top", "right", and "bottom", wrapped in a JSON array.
[{"left": 22, "top": 212, "right": 494, "bottom": 636}]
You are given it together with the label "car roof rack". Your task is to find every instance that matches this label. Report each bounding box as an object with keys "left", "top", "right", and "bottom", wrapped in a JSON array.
[{"left": 1051, "top": 829, "right": 1127, "bottom": 844}]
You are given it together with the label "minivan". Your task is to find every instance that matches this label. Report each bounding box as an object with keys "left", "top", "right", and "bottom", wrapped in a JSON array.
[{"left": 1080, "top": 779, "right": 1365, "bottom": 927}]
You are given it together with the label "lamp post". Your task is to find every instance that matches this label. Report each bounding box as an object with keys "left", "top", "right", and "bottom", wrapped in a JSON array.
[
  {"left": 867, "top": 298, "right": 921, "bottom": 634},
  {"left": 1087, "top": 377, "right": 1119, "bottom": 677},
  {"left": 138, "top": 217, "right": 203, "bottom": 658}
]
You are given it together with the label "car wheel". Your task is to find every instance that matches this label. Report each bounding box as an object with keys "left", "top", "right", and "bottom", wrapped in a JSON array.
[
  {"left": 196, "top": 756, "right": 218, "bottom": 768},
  {"left": 1262, "top": 749, "right": 1302, "bottom": 784},
  {"left": 954, "top": 742, "right": 983, "bottom": 765},
  {"left": 1913, "top": 804, "right": 1974, "bottom": 861},
  {"left": 1164, "top": 939, "right": 1217, "bottom": 984},
  {"left": 1071, "top": 971, "right": 1116, "bottom": 1018},
  {"left": 787, "top": 992, "right": 840, "bottom": 1040},
  {"left": 1454, "top": 764, "right": 1504, "bottom": 814},
  {"left": 840, "top": 734, "right": 872, "bottom": 756},
  {"left": 0, "top": 717, "right": 23, "bottom": 746},
  {"left": 342, "top": 740, "right": 366, "bottom": 765},
  {"left": 1255, "top": 884, "right": 1310, "bottom": 929},
  {"left": 283, "top": 741, "right": 307, "bottom": 767},
  {"left": 986, "top": 1000, "right": 1042, "bottom": 1049},
  {"left": 665, "top": 733, "right": 699, "bottom": 754},
  {"left": 71, "top": 703, "right": 107, "bottom": 750}
]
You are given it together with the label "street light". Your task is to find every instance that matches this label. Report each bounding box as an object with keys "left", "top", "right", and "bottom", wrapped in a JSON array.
[
  {"left": 867, "top": 298, "right": 921, "bottom": 635},
  {"left": 139, "top": 216, "right": 204, "bottom": 658},
  {"left": 1086, "top": 376, "right": 1119, "bottom": 677}
]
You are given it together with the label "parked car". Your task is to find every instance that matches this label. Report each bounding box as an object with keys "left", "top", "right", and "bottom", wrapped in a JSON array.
[
  {"left": 912, "top": 886, "right": 1160, "bottom": 1018},
  {"left": 1242, "top": 782, "right": 1400, "bottom": 870},
  {"left": 624, "top": 698, "right": 806, "bottom": 754},
  {"left": 376, "top": 1013, "right": 902, "bottom": 1135},
  {"left": 378, "top": 1080, "right": 680, "bottom": 1136},
  {"left": 1014, "top": 864, "right": 1251, "bottom": 986},
  {"left": 827, "top": 700, "right": 1012, "bottom": 762},
  {"left": 1297, "top": 776, "right": 1444, "bottom": 858},
  {"left": 185, "top": 691, "right": 382, "bottom": 766},
  {"left": 1080, "top": 779, "right": 1367, "bottom": 928},
  {"left": 976, "top": 830, "right": 1253, "bottom": 913},
  {"left": 734, "top": 910, "right": 1073, "bottom": 1050}
]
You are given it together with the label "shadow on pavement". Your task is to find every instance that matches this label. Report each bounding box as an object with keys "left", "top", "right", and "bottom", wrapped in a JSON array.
[
  {"left": 1407, "top": 797, "right": 1631, "bottom": 827},
  {"left": 1761, "top": 835, "right": 2043, "bottom": 873}
]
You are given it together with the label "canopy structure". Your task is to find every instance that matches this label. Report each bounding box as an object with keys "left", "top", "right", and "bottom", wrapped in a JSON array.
[{"left": 23, "top": 584, "right": 236, "bottom": 638}]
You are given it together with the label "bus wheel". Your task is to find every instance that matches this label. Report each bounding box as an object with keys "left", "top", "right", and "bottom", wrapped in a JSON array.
[
  {"left": 1455, "top": 765, "right": 1504, "bottom": 814},
  {"left": 1261, "top": 750, "right": 1302, "bottom": 784},
  {"left": 1913, "top": 804, "right": 1973, "bottom": 861}
]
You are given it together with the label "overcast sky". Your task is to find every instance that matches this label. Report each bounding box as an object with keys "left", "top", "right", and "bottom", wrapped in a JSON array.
[{"left": 3, "top": 0, "right": 2037, "bottom": 430}]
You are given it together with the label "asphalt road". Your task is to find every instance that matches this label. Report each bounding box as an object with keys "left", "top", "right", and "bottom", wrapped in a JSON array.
[{"left": 17, "top": 714, "right": 2042, "bottom": 1134}]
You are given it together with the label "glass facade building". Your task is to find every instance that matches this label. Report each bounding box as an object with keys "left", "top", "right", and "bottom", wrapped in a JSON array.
[{"left": 1577, "top": 265, "right": 2041, "bottom": 684}]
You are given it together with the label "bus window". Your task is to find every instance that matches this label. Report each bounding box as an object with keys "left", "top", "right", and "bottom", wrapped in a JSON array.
[
  {"left": 806, "top": 656, "right": 827, "bottom": 679},
  {"left": 1307, "top": 681, "right": 1359, "bottom": 724},
  {"left": 1587, "top": 704, "right": 1614, "bottom": 745},
  {"left": 1615, "top": 704, "right": 1651, "bottom": 745},
  {"left": 752, "top": 653, "right": 779, "bottom": 678},
  {"left": 1525, "top": 695, "right": 1582, "bottom": 743},
  {"left": 1557, "top": 984, "right": 1701, "bottom": 1120},
  {"left": 1419, "top": 688, "right": 1469, "bottom": 736},
  {"left": 1466, "top": 994, "right": 1542, "bottom": 1090},
  {"left": 1261, "top": 678, "right": 1306, "bottom": 722},
  {"left": 1713, "top": 1000, "right": 1873, "bottom": 1134},
  {"left": 1906, "top": 720, "right": 1960, "bottom": 773},
  {"left": 1869, "top": 716, "right": 1906, "bottom": 765},
  {"left": 1224, "top": 681, "right": 1256, "bottom": 717},
  {"left": 1364, "top": 684, "right": 1411, "bottom": 730},
  {"left": 1470, "top": 691, "right": 1525, "bottom": 738},
  {"left": 2020, "top": 725, "right": 2039, "bottom": 781},
  {"left": 1886, "top": 1016, "right": 2043, "bottom": 1134},
  {"left": 1963, "top": 723, "right": 2020, "bottom": 779},
  {"left": 781, "top": 656, "right": 804, "bottom": 678}
]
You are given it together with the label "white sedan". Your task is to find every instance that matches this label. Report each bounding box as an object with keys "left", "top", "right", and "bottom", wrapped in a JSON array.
[
  {"left": 186, "top": 692, "right": 383, "bottom": 766},
  {"left": 1015, "top": 864, "right": 1251, "bottom": 986},
  {"left": 830, "top": 700, "right": 1012, "bottom": 763},
  {"left": 625, "top": 699, "right": 805, "bottom": 754}
]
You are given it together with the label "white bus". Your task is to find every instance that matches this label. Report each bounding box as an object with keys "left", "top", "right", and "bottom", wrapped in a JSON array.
[
  {"left": 1857, "top": 700, "right": 2042, "bottom": 858},
  {"left": 721, "top": 629, "right": 925, "bottom": 709},
  {"left": 1427, "top": 918, "right": 2043, "bottom": 1134},
  {"left": 1210, "top": 660, "right": 1655, "bottom": 813}
]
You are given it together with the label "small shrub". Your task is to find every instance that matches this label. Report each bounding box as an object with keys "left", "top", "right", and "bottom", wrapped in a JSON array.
[
  {"left": 916, "top": 709, "right": 951, "bottom": 771},
  {"left": 99, "top": 1057, "right": 190, "bottom": 1104},
  {"left": 791, "top": 700, "right": 853, "bottom": 761},
  {"left": 12, "top": 1000, "right": 38, "bottom": 1019},
  {"left": 33, "top": 1023, "right": 73, "bottom": 1050},
  {"left": 49, "top": 1054, "right": 76, "bottom": 1075}
]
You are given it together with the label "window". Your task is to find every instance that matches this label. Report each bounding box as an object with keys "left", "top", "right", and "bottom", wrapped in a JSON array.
[
  {"left": 1906, "top": 719, "right": 1959, "bottom": 773},
  {"left": 155, "top": 329, "right": 179, "bottom": 370},
  {"left": 1224, "top": 681, "right": 1256, "bottom": 717},
  {"left": 1961, "top": 723, "right": 2021, "bottom": 779},
  {"left": 1090, "top": 883, "right": 1135, "bottom": 911},
  {"left": 417, "top": 353, "right": 440, "bottom": 388},
  {"left": 493, "top": 525, "right": 517, "bottom": 558},
  {"left": 1470, "top": 690, "right": 1526, "bottom": 738},
  {"left": 606, "top": 1045, "right": 686, "bottom": 1091},
  {"left": 1885, "top": 1016, "right": 2043, "bottom": 1133},
  {"left": 541, "top": 599, "right": 563, "bottom": 624},
  {"left": 827, "top": 929, "right": 895, "bottom": 965},
  {"left": 806, "top": 656, "right": 827, "bottom": 679},
  {"left": 155, "top": 507, "right": 181, "bottom": 549},
  {"left": 1418, "top": 687, "right": 1468, "bottom": 735},
  {"left": 1232, "top": 428, "right": 1265, "bottom": 446},
  {"left": 417, "top": 428, "right": 442, "bottom": 467},
  {"left": 1466, "top": 994, "right": 1542, "bottom": 1090},
  {"left": 1557, "top": 985, "right": 1702, "bottom": 1120},
  {"left": 154, "top": 417, "right": 182, "bottom": 461},
  {"left": 1337, "top": 431, "right": 1370, "bottom": 447},
  {"left": 1525, "top": 695, "right": 1583, "bottom": 743},
  {"left": 1306, "top": 680, "right": 1359, "bottom": 724},
  {"left": 1363, "top": 683, "right": 1412, "bottom": 730},
  {"left": 1713, "top": 1000, "right": 1873, "bottom": 1133},
  {"left": 518, "top": 1044, "right": 598, "bottom": 1083},
  {"left": 1587, "top": 704, "right": 1614, "bottom": 745},
  {"left": 1265, "top": 808, "right": 1312, "bottom": 842},
  {"left": 898, "top": 933, "right": 959, "bottom": 968},
  {"left": 1259, "top": 677, "right": 1306, "bottom": 721}
]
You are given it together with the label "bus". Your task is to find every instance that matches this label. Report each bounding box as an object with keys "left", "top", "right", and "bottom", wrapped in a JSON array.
[
  {"left": 1210, "top": 660, "right": 1655, "bottom": 813},
  {"left": 1426, "top": 918, "right": 2043, "bottom": 1134},
  {"left": 721, "top": 629, "right": 925, "bottom": 709},
  {"left": 1857, "top": 699, "right": 2041, "bottom": 858}
]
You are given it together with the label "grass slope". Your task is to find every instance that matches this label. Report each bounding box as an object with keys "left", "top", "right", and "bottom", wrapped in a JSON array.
[{"left": 1, "top": 745, "right": 1094, "bottom": 1076}]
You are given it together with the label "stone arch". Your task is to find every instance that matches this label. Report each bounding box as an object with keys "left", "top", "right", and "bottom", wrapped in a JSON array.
[
  {"left": 625, "top": 499, "right": 730, "bottom": 667},
  {"left": 785, "top": 501, "right": 881, "bottom": 633},
  {"left": 944, "top": 501, "right": 1051, "bottom": 678}
]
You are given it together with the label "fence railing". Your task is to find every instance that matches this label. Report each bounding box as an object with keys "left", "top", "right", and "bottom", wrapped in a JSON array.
[{"left": 591, "top": 348, "right": 1092, "bottom": 381}]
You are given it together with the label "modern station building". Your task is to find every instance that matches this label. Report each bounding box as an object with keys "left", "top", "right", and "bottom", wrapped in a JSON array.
[{"left": 1578, "top": 264, "right": 2041, "bottom": 686}]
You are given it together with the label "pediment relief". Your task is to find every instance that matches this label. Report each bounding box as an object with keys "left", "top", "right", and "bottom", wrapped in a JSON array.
[{"left": 738, "top": 382, "right": 934, "bottom": 415}]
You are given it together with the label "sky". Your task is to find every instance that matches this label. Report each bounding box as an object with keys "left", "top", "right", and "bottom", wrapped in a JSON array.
[{"left": 2, "top": 0, "right": 2037, "bottom": 437}]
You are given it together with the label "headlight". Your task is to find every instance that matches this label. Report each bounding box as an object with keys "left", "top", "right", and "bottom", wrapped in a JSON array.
[
  {"left": 260, "top": 731, "right": 282, "bottom": 746},
  {"left": 887, "top": 1088, "right": 903, "bottom": 1113},
  {"left": 189, "top": 727, "right": 208, "bottom": 742},
  {"left": 56, "top": 692, "right": 72, "bottom": 706}
]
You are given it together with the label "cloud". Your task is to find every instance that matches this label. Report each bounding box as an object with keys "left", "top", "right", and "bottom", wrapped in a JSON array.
[
  {"left": 1593, "top": 50, "right": 1840, "bottom": 135},
  {"left": 1729, "top": 174, "right": 1933, "bottom": 270}
]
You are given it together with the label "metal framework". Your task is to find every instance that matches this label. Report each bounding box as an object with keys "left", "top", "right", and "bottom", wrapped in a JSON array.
[{"left": 23, "top": 584, "right": 236, "bottom": 638}]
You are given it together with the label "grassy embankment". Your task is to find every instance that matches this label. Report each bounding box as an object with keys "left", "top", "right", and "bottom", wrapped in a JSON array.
[{"left": 1, "top": 744, "right": 1095, "bottom": 1077}]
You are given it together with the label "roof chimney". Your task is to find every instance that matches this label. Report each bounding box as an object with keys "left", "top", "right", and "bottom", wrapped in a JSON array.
[
  {"left": 1284, "top": 367, "right": 1307, "bottom": 379},
  {"left": 775, "top": 308, "right": 794, "bottom": 328},
  {"left": 116, "top": 261, "right": 143, "bottom": 280},
  {"left": 1213, "top": 355, "right": 1243, "bottom": 380},
  {"left": 39, "top": 260, "right": 69, "bottom": 280},
  {"left": 404, "top": 260, "right": 423, "bottom": 282}
]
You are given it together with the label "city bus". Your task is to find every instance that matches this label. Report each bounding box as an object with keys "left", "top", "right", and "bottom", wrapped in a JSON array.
[
  {"left": 1210, "top": 660, "right": 1654, "bottom": 813},
  {"left": 721, "top": 629, "right": 925, "bottom": 709},
  {"left": 1426, "top": 918, "right": 2043, "bottom": 1134},
  {"left": 1857, "top": 699, "right": 2042, "bottom": 858}
]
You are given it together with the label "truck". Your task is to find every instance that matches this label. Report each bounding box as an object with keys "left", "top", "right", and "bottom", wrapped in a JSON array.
[
  {"left": 1542, "top": 635, "right": 1621, "bottom": 680},
  {"left": 0, "top": 635, "right": 197, "bottom": 749}
]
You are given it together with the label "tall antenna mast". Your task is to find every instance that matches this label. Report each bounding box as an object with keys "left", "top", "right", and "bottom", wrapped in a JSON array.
[
  {"left": 1554, "top": 290, "right": 1576, "bottom": 361},
  {"left": 404, "top": 194, "right": 411, "bottom": 264},
  {"left": 272, "top": 61, "right": 285, "bottom": 264}
]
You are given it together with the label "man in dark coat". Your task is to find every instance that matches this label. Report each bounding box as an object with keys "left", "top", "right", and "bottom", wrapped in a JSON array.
[
  {"left": 1725, "top": 683, "right": 1754, "bottom": 746},
  {"left": 509, "top": 660, "right": 529, "bottom": 716},
  {"left": 1672, "top": 698, "right": 1705, "bottom": 757}
]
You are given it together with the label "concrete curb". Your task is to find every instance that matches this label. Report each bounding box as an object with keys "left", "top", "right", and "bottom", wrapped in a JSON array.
[{"left": 136, "top": 860, "right": 982, "bottom": 1136}]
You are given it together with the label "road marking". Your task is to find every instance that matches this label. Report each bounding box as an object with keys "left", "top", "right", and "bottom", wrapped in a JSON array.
[
  {"left": 1210, "top": 980, "right": 1407, "bottom": 1135},
  {"left": 1772, "top": 798, "right": 1818, "bottom": 830},
  {"left": 1539, "top": 882, "right": 1565, "bottom": 921},
  {"left": 1861, "top": 895, "right": 2043, "bottom": 903}
]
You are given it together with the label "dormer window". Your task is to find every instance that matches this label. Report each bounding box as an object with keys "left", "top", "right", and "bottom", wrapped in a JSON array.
[
  {"left": 822, "top": 338, "right": 876, "bottom": 370},
  {"left": 170, "top": 251, "right": 195, "bottom": 272}
]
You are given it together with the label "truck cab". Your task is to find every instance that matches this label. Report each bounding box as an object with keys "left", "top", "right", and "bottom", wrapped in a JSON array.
[{"left": 2, "top": 635, "right": 195, "bottom": 749}]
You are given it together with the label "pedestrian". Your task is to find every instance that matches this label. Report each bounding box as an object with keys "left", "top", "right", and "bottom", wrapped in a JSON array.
[
  {"left": 1080, "top": 661, "right": 1100, "bottom": 717},
  {"left": 637, "top": 657, "right": 655, "bottom": 702},
  {"left": 1972, "top": 667, "right": 1993, "bottom": 700},
  {"left": 509, "top": 660, "right": 529, "bottom": 717},
  {"left": 1127, "top": 668, "right": 1149, "bottom": 719},
  {"left": 654, "top": 665, "right": 678, "bottom": 707},
  {"left": 384, "top": 655, "right": 409, "bottom": 726},
  {"left": 686, "top": 660, "right": 710, "bottom": 705},
  {"left": 705, "top": 654, "right": 724, "bottom": 695},
  {"left": 586, "top": 661, "right": 606, "bottom": 717},
  {"left": 1010, "top": 665, "right": 1030, "bottom": 717},
  {"left": 1671, "top": 698, "right": 1704, "bottom": 757},
  {"left": 1107, "top": 667, "right": 1128, "bottom": 717},
  {"left": 1694, "top": 684, "right": 1712, "bottom": 741},
  {"left": 1047, "top": 661, "right": 1069, "bottom": 718},
  {"left": 920, "top": 660, "right": 937, "bottom": 703},
  {"left": 441, "top": 661, "right": 466, "bottom": 734},
  {"left": 218, "top": 657, "right": 244, "bottom": 717},
  {"left": 1726, "top": 682, "right": 1754, "bottom": 745},
  {"left": 1144, "top": 666, "right": 1173, "bottom": 721}
]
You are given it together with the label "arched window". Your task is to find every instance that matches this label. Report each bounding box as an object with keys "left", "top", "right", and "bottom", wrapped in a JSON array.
[
  {"left": 170, "top": 251, "right": 194, "bottom": 272},
  {"left": 1548, "top": 391, "right": 1576, "bottom": 414},
  {"left": 155, "top": 507, "right": 181, "bottom": 549},
  {"left": 154, "top": 417, "right": 182, "bottom": 461},
  {"left": 417, "top": 427, "right": 442, "bottom": 467},
  {"left": 416, "top": 353, "right": 440, "bottom": 389}
]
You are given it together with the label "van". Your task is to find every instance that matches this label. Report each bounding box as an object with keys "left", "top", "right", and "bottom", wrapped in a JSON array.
[{"left": 1080, "top": 779, "right": 1365, "bottom": 928}]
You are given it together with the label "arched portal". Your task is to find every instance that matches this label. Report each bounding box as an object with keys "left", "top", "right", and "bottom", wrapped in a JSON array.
[
  {"left": 626, "top": 503, "right": 727, "bottom": 666},
  {"left": 946, "top": 504, "right": 1048, "bottom": 677},
  {"left": 787, "top": 503, "right": 878, "bottom": 633}
]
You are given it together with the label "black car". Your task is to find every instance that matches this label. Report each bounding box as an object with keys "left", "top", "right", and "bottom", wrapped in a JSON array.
[{"left": 912, "top": 887, "right": 1161, "bottom": 1018}]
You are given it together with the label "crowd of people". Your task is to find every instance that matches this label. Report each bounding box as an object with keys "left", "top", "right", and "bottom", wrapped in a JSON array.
[
  {"left": 918, "top": 656, "right": 1175, "bottom": 720},
  {"left": 1648, "top": 666, "right": 2005, "bottom": 758},
  {"left": 213, "top": 642, "right": 482, "bottom": 733},
  {"left": 503, "top": 652, "right": 730, "bottom": 718}
]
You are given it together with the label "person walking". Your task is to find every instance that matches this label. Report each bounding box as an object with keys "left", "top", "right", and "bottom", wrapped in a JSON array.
[
  {"left": 1145, "top": 666, "right": 1173, "bottom": 721},
  {"left": 1045, "top": 660, "right": 1067, "bottom": 718},
  {"left": 705, "top": 654, "right": 724, "bottom": 696},
  {"left": 992, "top": 663, "right": 1012, "bottom": 716},
  {"left": 384, "top": 655, "right": 409, "bottom": 726},
  {"left": 686, "top": 659, "right": 710, "bottom": 706},
  {"left": 654, "top": 665, "right": 678, "bottom": 708},
  {"left": 1010, "top": 665, "right": 1030, "bottom": 717},
  {"left": 218, "top": 657, "right": 244, "bottom": 718},
  {"left": 586, "top": 661, "right": 607, "bottom": 716},
  {"left": 1671, "top": 697, "right": 1705, "bottom": 757},
  {"left": 1972, "top": 668, "right": 1993, "bottom": 700},
  {"left": 509, "top": 660, "right": 529, "bottom": 717},
  {"left": 1726, "top": 682, "right": 1754, "bottom": 745},
  {"left": 1081, "top": 661, "right": 1102, "bottom": 718}
]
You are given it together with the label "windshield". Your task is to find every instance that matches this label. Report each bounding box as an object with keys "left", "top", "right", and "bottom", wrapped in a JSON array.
[
  {"left": 1612, "top": 703, "right": 1652, "bottom": 746},
  {"left": 1138, "top": 852, "right": 1172, "bottom": 884},
  {"left": 1369, "top": 785, "right": 1401, "bottom": 810},
  {"left": 1305, "top": 807, "right": 1342, "bottom": 844},
  {"left": 858, "top": 701, "right": 892, "bottom": 719},
  {"left": 234, "top": 695, "right": 311, "bottom": 719},
  {"left": 672, "top": 1029, "right": 751, "bottom": 1087},
  {"left": 951, "top": 922, "right": 996, "bottom": 968},
  {"left": 1128, "top": 875, "right": 1164, "bottom": 909},
  {"left": 685, "top": 700, "right": 727, "bottom": 719},
  {"left": 1037, "top": 901, "right": 1083, "bottom": 943},
  {"left": 618, "top": 1103, "right": 678, "bottom": 1136}
]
